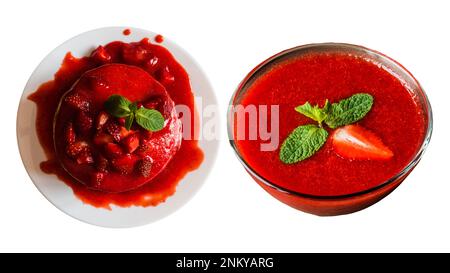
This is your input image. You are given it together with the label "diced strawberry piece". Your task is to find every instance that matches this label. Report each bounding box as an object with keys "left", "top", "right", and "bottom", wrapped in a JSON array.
[
  {"left": 111, "top": 154, "right": 134, "bottom": 174},
  {"left": 121, "top": 134, "right": 140, "bottom": 153},
  {"left": 136, "top": 156, "right": 153, "bottom": 177},
  {"left": 66, "top": 141, "right": 88, "bottom": 158},
  {"left": 122, "top": 44, "right": 148, "bottom": 64},
  {"left": 76, "top": 149, "right": 94, "bottom": 165},
  {"left": 76, "top": 112, "right": 93, "bottom": 135},
  {"left": 91, "top": 45, "right": 111, "bottom": 63},
  {"left": 105, "top": 121, "right": 121, "bottom": 142},
  {"left": 96, "top": 155, "right": 109, "bottom": 173},
  {"left": 104, "top": 143, "right": 124, "bottom": 159},
  {"left": 95, "top": 111, "right": 110, "bottom": 130},
  {"left": 64, "top": 93, "right": 90, "bottom": 112},
  {"left": 143, "top": 56, "right": 160, "bottom": 74},
  {"left": 332, "top": 125, "right": 394, "bottom": 160},
  {"left": 119, "top": 126, "right": 133, "bottom": 140},
  {"left": 64, "top": 122, "right": 76, "bottom": 144},
  {"left": 93, "top": 133, "right": 114, "bottom": 146},
  {"left": 157, "top": 66, "right": 175, "bottom": 85},
  {"left": 91, "top": 172, "right": 105, "bottom": 187}
]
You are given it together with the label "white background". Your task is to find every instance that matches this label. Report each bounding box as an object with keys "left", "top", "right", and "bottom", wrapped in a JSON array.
[{"left": 1, "top": 0, "right": 449, "bottom": 252}]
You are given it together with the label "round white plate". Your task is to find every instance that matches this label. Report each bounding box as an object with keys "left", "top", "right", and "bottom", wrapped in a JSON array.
[{"left": 17, "top": 27, "right": 219, "bottom": 228}]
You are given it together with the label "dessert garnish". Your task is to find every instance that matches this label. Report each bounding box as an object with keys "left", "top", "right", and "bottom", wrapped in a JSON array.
[
  {"left": 104, "top": 94, "right": 165, "bottom": 131},
  {"left": 280, "top": 93, "right": 393, "bottom": 164}
]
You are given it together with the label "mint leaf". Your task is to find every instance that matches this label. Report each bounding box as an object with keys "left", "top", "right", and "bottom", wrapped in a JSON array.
[
  {"left": 129, "top": 102, "right": 138, "bottom": 112},
  {"left": 135, "top": 108, "right": 165, "bottom": 132},
  {"left": 124, "top": 113, "right": 134, "bottom": 131},
  {"left": 325, "top": 93, "right": 373, "bottom": 129},
  {"left": 295, "top": 100, "right": 330, "bottom": 126},
  {"left": 104, "top": 94, "right": 132, "bottom": 118},
  {"left": 279, "top": 125, "right": 328, "bottom": 164}
]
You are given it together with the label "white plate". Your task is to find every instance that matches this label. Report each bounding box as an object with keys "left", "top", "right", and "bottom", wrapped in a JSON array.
[{"left": 16, "top": 27, "right": 219, "bottom": 228}]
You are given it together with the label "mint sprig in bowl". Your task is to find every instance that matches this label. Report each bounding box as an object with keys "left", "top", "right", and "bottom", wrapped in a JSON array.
[{"left": 228, "top": 43, "right": 432, "bottom": 216}]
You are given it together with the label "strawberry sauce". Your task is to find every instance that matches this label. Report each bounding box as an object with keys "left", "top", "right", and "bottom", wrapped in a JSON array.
[
  {"left": 235, "top": 51, "right": 426, "bottom": 196},
  {"left": 29, "top": 38, "right": 203, "bottom": 209}
]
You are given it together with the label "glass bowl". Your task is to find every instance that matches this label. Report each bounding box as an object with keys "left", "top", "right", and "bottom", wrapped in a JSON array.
[{"left": 227, "top": 43, "right": 433, "bottom": 216}]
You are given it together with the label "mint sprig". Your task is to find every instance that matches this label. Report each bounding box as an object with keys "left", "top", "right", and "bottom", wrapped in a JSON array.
[
  {"left": 325, "top": 93, "right": 373, "bottom": 129},
  {"left": 104, "top": 95, "right": 132, "bottom": 118},
  {"left": 295, "top": 100, "right": 330, "bottom": 126},
  {"left": 280, "top": 125, "right": 328, "bottom": 164},
  {"left": 279, "top": 93, "right": 373, "bottom": 164},
  {"left": 135, "top": 108, "right": 165, "bottom": 132},
  {"left": 104, "top": 94, "right": 165, "bottom": 132}
]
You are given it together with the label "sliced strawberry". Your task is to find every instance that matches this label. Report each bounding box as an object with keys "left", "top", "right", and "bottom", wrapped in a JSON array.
[
  {"left": 104, "top": 143, "right": 124, "bottom": 159},
  {"left": 136, "top": 156, "right": 153, "bottom": 177},
  {"left": 76, "top": 149, "right": 94, "bottom": 165},
  {"left": 111, "top": 154, "right": 134, "bottom": 174},
  {"left": 91, "top": 45, "right": 111, "bottom": 63},
  {"left": 64, "top": 122, "right": 76, "bottom": 144},
  {"left": 119, "top": 126, "right": 133, "bottom": 140},
  {"left": 332, "top": 125, "right": 394, "bottom": 160},
  {"left": 105, "top": 121, "right": 121, "bottom": 142},
  {"left": 66, "top": 141, "right": 88, "bottom": 158},
  {"left": 95, "top": 111, "right": 110, "bottom": 130},
  {"left": 76, "top": 112, "right": 93, "bottom": 135},
  {"left": 143, "top": 56, "right": 160, "bottom": 74},
  {"left": 121, "top": 134, "right": 140, "bottom": 153},
  {"left": 64, "top": 93, "right": 90, "bottom": 112}
]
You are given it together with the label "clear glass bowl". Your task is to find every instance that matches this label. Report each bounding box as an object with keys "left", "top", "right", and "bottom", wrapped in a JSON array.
[{"left": 228, "top": 43, "right": 433, "bottom": 216}]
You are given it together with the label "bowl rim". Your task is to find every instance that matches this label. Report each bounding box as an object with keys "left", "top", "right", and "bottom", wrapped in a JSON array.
[{"left": 227, "top": 42, "right": 433, "bottom": 200}]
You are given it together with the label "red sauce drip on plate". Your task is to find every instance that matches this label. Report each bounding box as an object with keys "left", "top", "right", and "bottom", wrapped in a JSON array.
[
  {"left": 155, "top": 35, "right": 164, "bottom": 43},
  {"left": 123, "top": 28, "right": 131, "bottom": 36},
  {"left": 235, "top": 52, "right": 425, "bottom": 196},
  {"left": 28, "top": 38, "right": 204, "bottom": 209}
]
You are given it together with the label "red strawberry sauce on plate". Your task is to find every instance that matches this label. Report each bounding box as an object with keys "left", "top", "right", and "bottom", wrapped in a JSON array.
[
  {"left": 235, "top": 51, "right": 425, "bottom": 196},
  {"left": 28, "top": 38, "right": 204, "bottom": 209}
]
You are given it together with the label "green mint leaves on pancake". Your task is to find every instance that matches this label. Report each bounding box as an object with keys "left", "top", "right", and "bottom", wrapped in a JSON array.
[
  {"left": 295, "top": 100, "right": 330, "bottom": 126},
  {"left": 325, "top": 93, "right": 373, "bottom": 128},
  {"left": 135, "top": 108, "right": 165, "bottom": 132},
  {"left": 279, "top": 93, "right": 373, "bottom": 164},
  {"left": 124, "top": 113, "right": 134, "bottom": 131},
  {"left": 104, "top": 94, "right": 165, "bottom": 132},
  {"left": 104, "top": 95, "right": 132, "bottom": 118},
  {"left": 279, "top": 125, "right": 328, "bottom": 164}
]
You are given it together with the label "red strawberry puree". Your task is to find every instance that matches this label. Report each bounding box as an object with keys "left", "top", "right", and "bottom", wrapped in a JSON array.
[
  {"left": 28, "top": 38, "right": 203, "bottom": 209},
  {"left": 235, "top": 51, "right": 426, "bottom": 196}
]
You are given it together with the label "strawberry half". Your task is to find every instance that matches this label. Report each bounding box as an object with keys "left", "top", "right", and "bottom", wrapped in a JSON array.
[{"left": 332, "top": 125, "right": 394, "bottom": 160}]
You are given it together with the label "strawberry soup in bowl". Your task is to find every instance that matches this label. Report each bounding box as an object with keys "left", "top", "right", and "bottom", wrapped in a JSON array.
[{"left": 228, "top": 43, "right": 432, "bottom": 216}]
